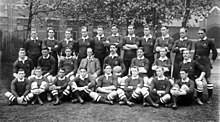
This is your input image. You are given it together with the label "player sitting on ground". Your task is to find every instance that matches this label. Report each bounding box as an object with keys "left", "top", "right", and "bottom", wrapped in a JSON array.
[
  {"left": 5, "top": 69, "right": 33, "bottom": 105},
  {"left": 69, "top": 67, "right": 112, "bottom": 104},
  {"left": 149, "top": 67, "right": 171, "bottom": 107},
  {"left": 170, "top": 69, "right": 195, "bottom": 110},
  {"left": 30, "top": 67, "right": 48, "bottom": 105},
  {"left": 50, "top": 68, "right": 70, "bottom": 105}
]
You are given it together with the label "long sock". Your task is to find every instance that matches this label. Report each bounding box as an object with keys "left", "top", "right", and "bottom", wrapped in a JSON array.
[{"left": 207, "top": 84, "right": 213, "bottom": 98}]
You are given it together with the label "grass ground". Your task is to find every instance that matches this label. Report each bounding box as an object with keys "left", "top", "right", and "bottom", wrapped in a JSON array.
[{"left": 0, "top": 57, "right": 219, "bottom": 122}]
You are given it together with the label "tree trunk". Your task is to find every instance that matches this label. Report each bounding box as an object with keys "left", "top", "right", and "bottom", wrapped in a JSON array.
[
  {"left": 182, "top": 0, "right": 191, "bottom": 27},
  {"left": 25, "top": 0, "right": 33, "bottom": 41}
]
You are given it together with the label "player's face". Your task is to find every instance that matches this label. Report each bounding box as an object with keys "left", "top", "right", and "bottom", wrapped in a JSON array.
[
  {"left": 17, "top": 71, "right": 25, "bottom": 79},
  {"left": 180, "top": 28, "right": 186, "bottom": 38},
  {"left": 104, "top": 66, "right": 112, "bottom": 74},
  {"left": 58, "top": 70, "right": 65, "bottom": 77},
  {"left": 128, "top": 27, "right": 134, "bottom": 35},
  {"left": 183, "top": 51, "right": 190, "bottom": 59},
  {"left": 137, "top": 49, "right": 144, "bottom": 57},
  {"left": 87, "top": 49, "right": 93, "bottom": 57},
  {"left": 111, "top": 27, "right": 118, "bottom": 34},
  {"left": 180, "top": 71, "right": 188, "bottom": 79},
  {"left": 198, "top": 30, "right": 205, "bottom": 39},
  {"left": 48, "top": 30, "right": 55, "bottom": 38},
  {"left": 110, "top": 46, "right": 117, "bottom": 53},
  {"left": 97, "top": 28, "right": 103, "bottom": 35},
  {"left": 131, "top": 68, "right": 139, "bottom": 76},
  {"left": 80, "top": 69, "right": 87, "bottom": 78},
  {"left": 19, "top": 51, "right": 26, "bottom": 59},
  {"left": 161, "top": 27, "right": 168, "bottom": 36},
  {"left": 156, "top": 68, "right": 164, "bottom": 77},
  {"left": 35, "top": 69, "right": 42, "bottom": 77},
  {"left": 31, "top": 30, "right": 37, "bottom": 38},
  {"left": 144, "top": 28, "right": 150, "bottom": 36},
  {"left": 65, "top": 49, "right": 72, "bottom": 57},
  {"left": 159, "top": 49, "right": 167, "bottom": 57},
  {"left": 82, "top": 30, "right": 88, "bottom": 37},
  {"left": 65, "top": 31, "right": 71, "bottom": 39},
  {"left": 42, "top": 50, "right": 49, "bottom": 57}
]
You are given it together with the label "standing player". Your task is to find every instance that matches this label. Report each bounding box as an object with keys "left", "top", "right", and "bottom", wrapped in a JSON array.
[
  {"left": 139, "top": 25, "right": 156, "bottom": 77},
  {"left": 13, "top": 48, "right": 34, "bottom": 78},
  {"left": 24, "top": 28, "right": 42, "bottom": 67},
  {"left": 5, "top": 69, "right": 33, "bottom": 105},
  {"left": 120, "top": 25, "right": 139, "bottom": 75},
  {"left": 50, "top": 68, "right": 70, "bottom": 105},
  {"left": 30, "top": 67, "right": 48, "bottom": 105},
  {"left": 42, "top": 28, "right": 60, "bottom": 74},
  {"left": 60, "top": 29, "right": 77, "bottom": 56},
  {"left": 93, "top": 26, "right": 108, "bottom": 69},
  {"left": 75, "top": 26, "right": 94, "bottom": 65},
  {"left": 103, "top": 44, "right": 126, "bottom": 75},
  {"left": 154, "top": 26, "right": 174, "bottom": 58},
  {"left": 179, "top": 50, "right": 206, "bottom": 105},
  {"left": 78, "top": 48, "right": 101, "bottom": 79},
  {"left": 149, "top": 67, "right": 171, "bottom": 107},
  {"left": 105, "top": 24, "right": 123, "bottom": 55},
  {"left": 193, "top": 29, "right": 218, "bottom": 103},
  {"left": 172, "top": 28, "right": 192, "bottom": 79},
  {"left": 69, "top": 67, "right": 112, "bottom": 104},
  {"left": 170, "top": 69, "right": 195, "bottom": 109},
  {"left": 59, "top": 47, "right": 78, "bottom": 80}
]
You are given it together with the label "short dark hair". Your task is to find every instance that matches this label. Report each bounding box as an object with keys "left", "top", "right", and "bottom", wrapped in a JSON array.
[
  {"left": 104, "top": 64, "right": 111, "bottom": 69},
  {"left": 47, "top": 27, "right": 55, "bottom": 33},
  {"left": 97, "top": 25, "right": 103, "bottom": 29},
  {"left": 42, "top": 47, "right": 49, "bottom": 51},
  {"left": 180, "top": 69, "right": 188, "bottom": 74},
  {"left": 137, "top": 47, "right": 144, "bottom": 52},
  {"left": 19, "top": 48, "right": 26, "bottom": 52},
  {"left": 18, "top": 68, "right": 25, "bottom": 73},
  {"left": 79, "top": 67, "right": 87, "bottom": 71}
]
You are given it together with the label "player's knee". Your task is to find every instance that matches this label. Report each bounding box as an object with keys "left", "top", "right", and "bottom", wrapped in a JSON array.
[
  {"left": 70, "top": 75, "right": 75, "bottom": 81},
  {"left": 134, "top": 87, "right": 141, "bottom": 94},
  {"left": 89, "top": 92, "right": 100, "bottom": 101},
  {"left": 169, "top": 79, "right": 174, "bottom": 86},
  {"left": 117, "top": 89, "right": 126, "bottom": 99},
  {"left": 5, "top": 92, "right": 12, "bottom": 98},
  {"left": 141, "top": 87, "right": 149, "bottom": 98},
  {"left": 196, "top": 80, "right": 203, "bottom": 89},
  {"left": 160, "top": 94, "right": 171, "bottom": 103},
  {"left": 108, "top": 91, "right": 117, "bottom": 100}
]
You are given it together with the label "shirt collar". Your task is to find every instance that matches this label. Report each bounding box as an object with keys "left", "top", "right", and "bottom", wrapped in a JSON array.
[
  {"left": 17, "top": 78, "right": 25, "bottom": 82},
  {"left": 199, "top": 36, "right": 207, "bottom": 41},
  {"left": 31, "top": 37, "right": 39, "bottom": 40},
  {"left": 183, "top": 58, "right": 192, "bottom": 64},
  {"left": 182, "top": 77, "right": 189, "bottom": 83},
  {"left": 65, "top": 56, "right": 73, "bottom": 59},
  {"left": 96, "top": 34, "right": 104, "bottom": 38},
  {"left": 48, "top": 37, "right": 55, "bottom": 40},
  {"left": 112, "top": 33, "right": 119, "bottom": 37},
  {"left": 131, "top": 75, "right": 139, "bottom": 79},
  {"left": 144, "top": 34, "right": 152, "bottom": 40},
  {"left": 82, "top": 36, "right": 89, "bottom": 40},
  {"left": 79, "top": 74, "right": 88, "bottom": 81},
  {"left": 162, "top": 34, "right": 170, "bottom": 40},
  {"left": 157, "top": 76, "right": 166, "bottom": 80},
  {"left": 109, "top": 53, "right": 118, "bottom": 58},
  {"left": 35, "top": 75, "right": 43, "bottom": 79},
  {"left": 87, "top": 55, "right": 94, "bottom": 60},
  {"left": 128, "top": 34, "right": 135, "bottom": 38},
  {"left": 43, "top": 54, "right": 50, "bottom": 59},
  {"left": 158, "top": 56, "right": 168, "bottom": 61},
  {"left": 180, "top": 37, "right": 187, "bottom": 41},
  {"left": 18, "top": 56, "right": 28, "bottom": 62},
  {"left": 65, "top": 38, "right": 73, "bottom": 42},
  {"left": 105, "top": 73, "right": 112, "bottom": 80},
  {"left": 58, "top": 76, "right": 66, "bottom": 80},
  {"left": 137, "top": 56, "right": 145, "bottom": 60}
]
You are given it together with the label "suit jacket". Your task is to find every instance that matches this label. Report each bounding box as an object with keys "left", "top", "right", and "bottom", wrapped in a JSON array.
[{"left": 78, "top": 57, "right": 101, "bottom": 76}]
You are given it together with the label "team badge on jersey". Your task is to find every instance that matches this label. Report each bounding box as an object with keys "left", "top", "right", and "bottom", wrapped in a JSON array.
[
  {"left": 115, "top": 61, "right": 119, "bottom": 65},
  {"left": 203, "top": 43, "right": 208, "bottom": 48}
]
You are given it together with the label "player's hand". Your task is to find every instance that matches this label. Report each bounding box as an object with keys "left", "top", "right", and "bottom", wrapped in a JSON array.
[
  {"left": 195, "top": 78, "right": 202, "bottom": 82},
  {"left": 210, "top": 60, "right": 214, "bottom": 65}
]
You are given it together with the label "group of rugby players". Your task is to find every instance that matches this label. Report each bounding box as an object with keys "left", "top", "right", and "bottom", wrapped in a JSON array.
[{"left": 5, "top": 24, "right": 217, "bottom": 110}]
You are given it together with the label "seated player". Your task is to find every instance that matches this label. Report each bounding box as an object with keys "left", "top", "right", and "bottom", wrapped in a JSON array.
[
  {"left": 103, "top": 44, "right": 126, "bottom": 76},
  {"left": 37, "top": 47, "right": 56, "bottom": 101},
  {"left": 13, "top": 48, "right": 34, "bottom": 78},
  {"left": 130, "top": 47, "right": 150, "bottom": 87},
  {"left": 120, "top": 66, "right": 150, "bottom": 107},
  {"left": 149, "top": 67, "right": 171, "bottom": 107},
  {"left": 69, "top": 67, "right": 112, "bottom": 104},
  {"left": 78, "top": 48, "right": 101, "bottom": 79},
  {"left": 50, "top": 68, "right": 70, "bottom": 105},
  {"left": 30, "top": 67, "right": 48, "bottom": 105},
  {"left": 5, "top": 69, "right": 33, "bottom": 105},
  {"left": 59, "top": 47, "right": 77, "bottom": 80},
  {"left": 170, "top": 69, "right": 195, "bottom": 110},
  {"left": 96, "top": 65, "right": 121, "bottom": 105}
]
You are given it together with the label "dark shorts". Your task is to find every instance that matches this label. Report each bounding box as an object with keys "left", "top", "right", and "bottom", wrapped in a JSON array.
[
  {"left": 176, "top": 94, "right": 194, "bottom": 106},
  {"left": 197, "top": 57, "right": 211, "bottom": 78}
]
